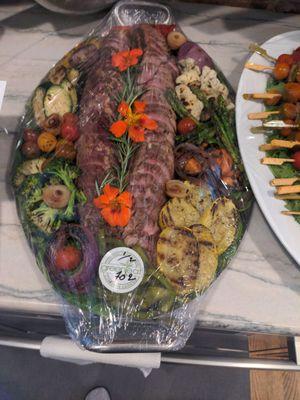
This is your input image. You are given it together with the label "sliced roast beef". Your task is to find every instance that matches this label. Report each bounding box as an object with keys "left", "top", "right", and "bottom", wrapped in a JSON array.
[
  {"left": 123, "top": 25, "right": 179, "bottom": 260},
  {"left": 76, "top": 28, "right": 130, "bottom": 236}
]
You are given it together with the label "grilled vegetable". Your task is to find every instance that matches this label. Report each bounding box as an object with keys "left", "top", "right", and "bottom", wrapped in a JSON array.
[
  {"left": 17, "top": 157, "right": 46, "bottom": 176},
  {"left": 165, "top": 180, "right": 188, "bottom": 198},
  {"left": 199, "top": 197, "right": 238, "bottom": 254},
  {"left": 61, "top": 80, "right": 78, "bottom": 112},
  {"left": 42, "top": 185, "right": 71, "bottom": 209},
  {"left": 159, "top": 197, "right": 201, "bottom": 229},
  {"left": 67, "top": 68, "right": 80, "bottom": 86},
  {"left": 42, "top": 113, "right": 61, "bottom": 135},
  {"left": 21, "top": 141, "right": 41, "bottom": 159},
  {"left": 44, "top": 85, "right": 72, "bottom": 118},
  {"left": 32, "top": 87, "right": 46, "bottom": 127},
  {"left": 55, "top": 139, "right": 76, "bottom": 160},
  {"left": 191, "top": 224, "right": 218, "bottom": 293},
  {"left": 48, "top": 64, "right": 66, "bottom": 85},
  {"left": 157, "top": 226, "right": 199, "bottom": 294},
  {"left": 37, "top": 132, "right": 57, "bottom": 153}
]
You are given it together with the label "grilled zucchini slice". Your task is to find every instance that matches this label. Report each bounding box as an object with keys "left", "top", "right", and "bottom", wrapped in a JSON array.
[
  {"left": 183, "top": 181, "right": 212, "bottom": 214},
  {"left": 159, "top": 197, "right": 201, "bottom": 229},
  {"left": 199, "top": 197, "right": 238, "bottom": 255},
  {"left": 157, "top": 227, "right": 199, "bottom": 294},
  {"left": 32, "top": 87, "right": 46, "bottom": 127},
  {"left": 61, "top": 79, "right": 78, "bottom": 112},
  {"left": 44, "top": 85, "right": 72, "bottom": 117},
  {"left": 191, "top": 224, "right": 218, "bottom": 293}
]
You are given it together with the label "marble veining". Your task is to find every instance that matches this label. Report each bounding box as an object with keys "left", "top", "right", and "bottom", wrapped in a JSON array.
[{"left": 1, "top": 0, "right": 300, "bottom": 334}]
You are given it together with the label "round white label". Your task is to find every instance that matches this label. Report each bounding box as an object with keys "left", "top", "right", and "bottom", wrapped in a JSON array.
[{"left": 99, "top": 247, "right": 144, "bottom": 294}]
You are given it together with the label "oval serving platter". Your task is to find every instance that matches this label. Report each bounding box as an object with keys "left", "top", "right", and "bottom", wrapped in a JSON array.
[{"left": 236, "top": 30, "right": 300, "bottom": 265}]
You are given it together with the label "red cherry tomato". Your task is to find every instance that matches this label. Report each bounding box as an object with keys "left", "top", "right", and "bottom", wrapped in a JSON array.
[
  {"left": 293, "top": 151, "right": 300, "bottom": 170},
  {"left": 55, "top": 245, "right": 82, "bottom": 271},
  {"left": 177, "top": 117, "right": 197, "bottom": 135},
  {"left": 23, "top": 129, "right": 39, "bottom": 142},
  {"left": 282, "top": 103, "right": 297, "bottom": 120},
  {"left": 277, "top": 54, "right": 294, "bottom": 66},
  {"left": 273, "top": 62, "right": 290, "bottom": 80},
  {"left": 61, "top": 123, "right": 80, "bottom": 142},
  {"left": 62, "top": 112, "right": 79, "bottom": 125},
  {"left": 280, "top": 119, "right": 295, "bottom": 137}
]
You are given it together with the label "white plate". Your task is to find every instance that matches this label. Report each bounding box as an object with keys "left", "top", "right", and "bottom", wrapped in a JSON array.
[{"left": 236, "top": 31, "right": 300, "bottom": 265}]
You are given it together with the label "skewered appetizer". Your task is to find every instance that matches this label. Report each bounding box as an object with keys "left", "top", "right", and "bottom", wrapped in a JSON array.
[{"left": 244, "top": 44, "right": 300, "bottom": 221}]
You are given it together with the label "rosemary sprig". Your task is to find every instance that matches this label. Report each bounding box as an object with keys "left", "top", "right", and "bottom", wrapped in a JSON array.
[{"left": 112, "top": 135, "right": 138, "bottom": 192}]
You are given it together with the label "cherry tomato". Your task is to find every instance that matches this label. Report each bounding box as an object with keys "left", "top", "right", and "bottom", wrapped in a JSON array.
[
  {"left": 63, "top": 112, "right": 79, "bottom": 125},
  {"left": 37, "top": 132, "right": 57, "bottom": 153},
  {"left": 55, "top": 139, "right": 76, "bottom": 160},
  {"left": 284, "top": 82, "right": 300, "bottom": 102},
  {"left": 21, "top": 141, "right": 41, "bottom": 159},
  {"left": 61, "top": 123, "right": 80, "bottom": 142},
  {"left": 282, "top": 103, "right": 297, "bottom": 120},
  {"left": 293, "top": 151, "right": 300, "bottom": 170},
  {"left": 280, "top": 119, "right": 295, "bottom": 137},
  {"left": 55, "top": 245, "right": 82, "bottom": 271},
  {"left": 264, "top": 89, "right": 281, "bottom": 106},
  {"left": 294, "top": 131, "right": 300, "bottom": 142},
  {"left": 23, "top": 128, "right": 39, "bottom": 142},
  {"left": 273, "top": 62, "right": 290, "bottom": 80},
  {"left": 177, "top": 117, "right": 197, "bottom": 135},
  {"left": 292, "top": 49, "right": 300, "bottom": 63},
  {"left": 277, "top": 54, "right": 294, "bottom": 66}
]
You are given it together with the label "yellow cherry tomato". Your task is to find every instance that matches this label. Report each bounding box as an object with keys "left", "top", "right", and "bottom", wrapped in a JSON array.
[{"left": 37, "top": 132, "right": 57, "bottom": 153}]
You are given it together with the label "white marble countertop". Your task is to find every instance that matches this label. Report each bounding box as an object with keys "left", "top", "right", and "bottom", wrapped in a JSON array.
[{"left": 1, "top": 0, "right": 300, "bottom": 335}]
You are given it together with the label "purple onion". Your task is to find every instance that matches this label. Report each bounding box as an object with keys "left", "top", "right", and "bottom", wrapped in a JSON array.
[
  {"left": 178, "top": 42, "right": 213, "bottom": 70},
  {"left": 44, "top": 224, "right": 100, "bottom": 294}
]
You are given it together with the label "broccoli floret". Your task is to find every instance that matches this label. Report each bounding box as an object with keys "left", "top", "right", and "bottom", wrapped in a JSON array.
[
  {"left": 20, "top": 175, "right": 43, "bottom": 211},
  {"left": 13, "top": 170, "right": 25, "bottom": 188},
  {"left": 44, "top": 159, "right": 80, "bottom": 191},
  {"left": 44, "top": 159, "right": 86, "bottom": 215},
  {"left": 30, "top": 202, "right": 62, "bottom": 234}
]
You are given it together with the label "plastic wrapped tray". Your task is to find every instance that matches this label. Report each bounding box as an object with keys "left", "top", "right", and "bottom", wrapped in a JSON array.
[{"left": 11, "top": 0, "right": 253, "bottom": 351}]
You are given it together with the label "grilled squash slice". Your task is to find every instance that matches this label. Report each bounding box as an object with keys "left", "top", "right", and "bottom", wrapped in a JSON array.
[
  {"left": 199, "top": 197, "right": 238, "bottom": 255},
  {"left": 183, "top": 181, "right": 212, "bottom": 214},
  {"left": 159, "top": 197, "right": 201, "bottom": 229},
  {"left": 157, "top": 227, "right": 199, "bottom": 294},
  {"left": 191, "top": 224, "right": 218, "bottom": 293}
]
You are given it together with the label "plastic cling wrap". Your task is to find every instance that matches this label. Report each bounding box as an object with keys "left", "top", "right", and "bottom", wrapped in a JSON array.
[{"left": 11, "top": 1, "right": 253, "bottom": 351}]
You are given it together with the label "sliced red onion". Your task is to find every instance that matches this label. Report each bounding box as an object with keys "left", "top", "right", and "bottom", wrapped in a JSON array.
[{"left": 44, "top": 224, "right": 100, "bottom": 294}]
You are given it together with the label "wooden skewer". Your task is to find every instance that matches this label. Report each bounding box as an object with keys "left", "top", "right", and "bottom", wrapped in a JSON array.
[
  {"left": 270, "top": 139, "right": 300, "bottom": 149},
  {"left": 263, "top": 120, "right": 300, "bottom": 129},
  {"left": 271, "top": 177, "right": 300, "bottom": 186},
  {"left": 263, "top": 121, "right": 299, "bottom": 129},
  {"left": 248, "top": 110, "right": 280, "bottom": 120},
  {"left": 259, "top": 144, "right": 280, "bottom": 151},
  {"left": 282, "top": 211, "right": 300, "bottom": 216},
  {"left": 248, "top": 43, "right": 277, "bottom": 63},
  {"left": 261, "top": 157, "right": 294, "bottom": 166},
  {"left": 277, "top": 185, "right": 300, "bottom": 195},
  {"left": 243, "top": 93, "right": 281, "bottom": 100},
  {"left": 251, "top": 126, "right": 274, "bottom": 134},
  {"left": 275, "top": 194, "right": 300, "bottom": 200},
  {"left": 245, "top": 62, "right": 274, "bottom": 72}
]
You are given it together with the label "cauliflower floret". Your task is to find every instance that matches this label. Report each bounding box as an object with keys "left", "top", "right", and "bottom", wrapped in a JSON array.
[
  {"left": 176, "top": 58, "right": 201, "bottom": 86},
  {"left": 175, "top": 84, "right": 203, "bottom": 120},
  {"left": 200, "top": 66, "right": 229, "bottom": 99}
]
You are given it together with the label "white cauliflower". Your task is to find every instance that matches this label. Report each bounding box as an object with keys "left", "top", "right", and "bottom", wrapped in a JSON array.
[
  {"left": 176, "top": 58, "right": 201, "bottom": 86},
  {"left": 175, "top": 84, "right": 203, "bottom": 120},
  {"left": 199, "top": 66, "right": 234, "bottom": 109}
]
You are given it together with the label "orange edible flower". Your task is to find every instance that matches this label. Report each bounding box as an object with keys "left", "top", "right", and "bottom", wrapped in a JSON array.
[
  {"left": 112, "top": 48, "right": 143, "bottom": 72},
  {"left": 93, "top": 184, "right": 132, "bottom": 227},
  {"left": 109, "top": 100, "right": 157, "bottom": 142}
]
